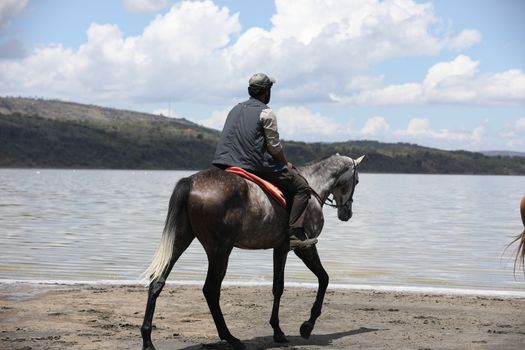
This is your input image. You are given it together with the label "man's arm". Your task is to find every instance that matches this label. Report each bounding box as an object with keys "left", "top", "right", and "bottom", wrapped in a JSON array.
[
  {"left": 271, "top": 148, "right": 292, "bottom": 169},
  {"left": 260, "top": 108, "right": 292, "bottom": 168}
]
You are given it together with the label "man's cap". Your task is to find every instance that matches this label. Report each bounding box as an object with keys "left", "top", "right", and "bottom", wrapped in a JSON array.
[{"left": 249, "top": 73, "right": 276, "bottom": 88}]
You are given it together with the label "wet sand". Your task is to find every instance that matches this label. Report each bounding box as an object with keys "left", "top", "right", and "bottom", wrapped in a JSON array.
[{"left": 1, "top": 283, "right": 524, "bottom": 349}]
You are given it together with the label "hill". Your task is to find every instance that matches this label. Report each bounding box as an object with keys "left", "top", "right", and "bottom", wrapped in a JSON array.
[
  {"left": 481, "top": 150, "right": 525, "bottom": 158},
  {"left": 0, "top": 97, "right": 219, "bottom": 169},
  {"left": 1, "top": 97, "right": 525, "bottom": 174},
  {"left": 0, "top": 97, "right": 206, "bottom": 127}
]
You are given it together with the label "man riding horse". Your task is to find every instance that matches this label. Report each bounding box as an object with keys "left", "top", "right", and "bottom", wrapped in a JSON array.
[
  {"left": 213, "top": 73, "right": 318, "bottom": 249},
  {"left": 141, "top": 73, "right": 365, "bottom": 350}
]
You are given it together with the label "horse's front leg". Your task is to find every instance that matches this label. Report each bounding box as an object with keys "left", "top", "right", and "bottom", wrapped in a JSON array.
[
  {"left": 294, "top": 245, "right": 329, "bottom": 339},
  {"left": 270, "top": 246, "right": 289, "bottom": 343}
]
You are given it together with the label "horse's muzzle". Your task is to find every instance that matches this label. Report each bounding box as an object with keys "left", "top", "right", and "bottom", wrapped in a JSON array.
[{"left": 338, "top": 205, "right": 353, "bottom": 221}]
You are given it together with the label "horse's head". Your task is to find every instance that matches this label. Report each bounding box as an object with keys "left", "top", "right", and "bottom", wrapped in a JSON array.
[{"left": 330, "top": 155, "right": 366, "bottom": 221}]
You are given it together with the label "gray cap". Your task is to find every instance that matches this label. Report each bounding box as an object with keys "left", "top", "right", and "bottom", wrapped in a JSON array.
[{"left": 249, "top": 73, "right": 276, "bottom": 88}]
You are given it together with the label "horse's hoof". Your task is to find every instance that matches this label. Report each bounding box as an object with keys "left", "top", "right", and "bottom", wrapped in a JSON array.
[
  {"left": 273, "top": 332, "right": 289, "bottom": 343},
  {"left": 231, "top": 339, "right": 246, "bottom": 350},
  {"left": 300, "top": 321, "right": 314, "bottom": 339},
  {"left": 142, "top": 340, "right": 156, "bottom": 350}
]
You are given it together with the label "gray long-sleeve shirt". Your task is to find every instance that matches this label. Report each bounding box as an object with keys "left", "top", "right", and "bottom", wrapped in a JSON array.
[
  {"left": 260, "top": 107, "right": 282, "bottom": 155},
  {"left": 212, "top": 97, "right": 285, "bottom": 172}
]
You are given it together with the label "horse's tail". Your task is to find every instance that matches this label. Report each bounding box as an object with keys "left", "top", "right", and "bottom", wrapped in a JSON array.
[
  {"left": 142, "top": 177, "right": 193, "bottom": 283},
  {"left": 509, "top": 195, "right": 525, "bottom": 275}
]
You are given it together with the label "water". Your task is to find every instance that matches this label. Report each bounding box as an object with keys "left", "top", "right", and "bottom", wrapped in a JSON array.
[{"left": 1, "top": 169, "right": 524, "bottom": 294}]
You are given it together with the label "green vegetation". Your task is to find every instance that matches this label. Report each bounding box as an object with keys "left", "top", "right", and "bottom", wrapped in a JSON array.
[
  {"left": 1, "top": 97, "right": 524, "bottom": 174},
  {"left": 0, "top": 113, "right": 217, "bottom": 169},
  {"left": 285, "top": 141, "right": 525, "bottom": 174}
]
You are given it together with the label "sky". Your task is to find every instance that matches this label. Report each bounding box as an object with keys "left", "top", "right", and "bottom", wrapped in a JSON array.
[{"left": 1, "top": 0, "right": 524, "bottom": 152}]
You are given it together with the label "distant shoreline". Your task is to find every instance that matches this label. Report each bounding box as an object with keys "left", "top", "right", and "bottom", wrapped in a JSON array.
[
  {"left": 1, "top": 167, "right": 525, "bottom": 177},
  {"left": 2, "top": 279, "right": 524, "bottom": 299}
]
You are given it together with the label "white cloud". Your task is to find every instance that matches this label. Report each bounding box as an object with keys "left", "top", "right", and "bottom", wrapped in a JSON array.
[
  {"left": 516, "top": 117, "right": 525, "bottom": 133},
  {"left": 276, "top": 106, "right": 347, "bottom": 141},
  {"left": 397, "top": 118, "right": 432, "bottom": 136},
  {"left": 270, "top": 0, "right": 443, "bottom": 51},
  {"left": 201, "top": 105, "right": 348, "bottom": 141},
  {"left": 0, "top": 1, "right": 240, "bottom": 103},
  {"left": 0, "top": 0, "right": 27, "bottom": 27},
  {"left": 331, "top": 82, "right": 422, "bottom": 105},
  {"left": 471, "top": 126, "right": 485, "bottom": 142},
  {"left": 446, "top": 29, "right": 481, "bottom": 50},
  {"left": 122, "top": 0, "right": 171, "bottom": 13},
  {"left": 501, "top": 117, "right": 525, "bottom": 149},
  {"left": 236, "top": 0, "right": 479, "bottom": 101},
  {"left": 332, "top": 55, "right": 525, "bottom": 105},
  {"left": 361, "top": 116, "right": 390, "bottom": 136},
  {"left": 505, "top": 139, "right": 524, "bottom": 149},
  {"left": 394, "top": 118, "right": 486, "bottom": 144},
  {"left": 0, "top": 0, "right": 484, "bottom": 106},
  {"left": 201, "top": 108, "right": 229, "bottom": 130},
  {"left": 423, "top": 54, "right": 478, "bottom": 89}
]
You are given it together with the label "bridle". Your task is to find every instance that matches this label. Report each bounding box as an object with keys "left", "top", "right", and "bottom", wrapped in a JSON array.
[{"left": 311, "top": 158, "right": 358, "bottom": 209}]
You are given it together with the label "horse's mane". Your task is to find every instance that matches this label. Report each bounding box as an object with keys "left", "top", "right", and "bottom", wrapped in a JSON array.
[
  {"left": 303, "top": 154, "right": 336, "bottom": 166},
  {"left": 301, "top": 154, "right": 358, "bottom": 180},
  {"left": 301, "top": 154, "right": 340, "bottom": 172}
]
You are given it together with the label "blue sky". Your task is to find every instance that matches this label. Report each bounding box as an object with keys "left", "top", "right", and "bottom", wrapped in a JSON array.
[{"left": 1, "top": 0, "right": 524, "bottom": 151}]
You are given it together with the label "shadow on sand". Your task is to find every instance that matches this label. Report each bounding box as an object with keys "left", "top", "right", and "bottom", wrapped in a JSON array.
[{"left": 177, "top": 327, "right": 383, "bottom": 349}]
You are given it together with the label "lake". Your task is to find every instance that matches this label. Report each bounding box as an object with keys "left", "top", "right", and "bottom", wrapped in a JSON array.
[{"left": 1, "top": 169, "right": 524, "bottom": 295}]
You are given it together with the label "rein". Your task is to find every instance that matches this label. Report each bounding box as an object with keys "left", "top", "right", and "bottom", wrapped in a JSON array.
[{"left": 309, "top": 189, "right": 343, "bottom": 209}]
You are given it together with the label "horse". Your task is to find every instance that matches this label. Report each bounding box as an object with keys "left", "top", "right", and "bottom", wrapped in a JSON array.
[
  {"left": 509, "top": 195, "right": 525, "bottom": 275},
  {"left": 140, "top": 154, "right": 366, "bottom": 350}
]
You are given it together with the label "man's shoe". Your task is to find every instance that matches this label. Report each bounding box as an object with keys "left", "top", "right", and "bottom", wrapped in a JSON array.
[{"left": 289, "top": 228, "right": 318, "bottom": 249}]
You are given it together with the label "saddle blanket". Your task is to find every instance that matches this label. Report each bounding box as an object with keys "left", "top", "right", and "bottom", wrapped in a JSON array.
[{"left": 224, "top": 167, "right": 287, "bottom": 207}]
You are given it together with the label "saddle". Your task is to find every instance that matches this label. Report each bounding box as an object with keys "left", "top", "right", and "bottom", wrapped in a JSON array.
[{"left": 224, "top": 167, "right": 287, "bottom": 207}]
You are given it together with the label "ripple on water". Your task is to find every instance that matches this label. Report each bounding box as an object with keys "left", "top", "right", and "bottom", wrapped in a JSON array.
[{"left": 0, "top": 170, "right": 524, "bottom": 292}]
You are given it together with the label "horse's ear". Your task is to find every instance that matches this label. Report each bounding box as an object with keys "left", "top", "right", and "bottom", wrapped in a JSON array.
[{"left": 354, "top": 154, "right": 366, "bottom": 167}]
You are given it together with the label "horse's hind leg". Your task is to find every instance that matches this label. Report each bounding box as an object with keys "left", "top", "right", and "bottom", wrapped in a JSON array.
[
  {"left": 141, "top": 231, "right": 194, "bottom": 350},
  {"left": 202, "top": 246, "right": 245, "bottom": 350},
  {"left": 294, "top": 245, "right": 329, "bottom": 339}
]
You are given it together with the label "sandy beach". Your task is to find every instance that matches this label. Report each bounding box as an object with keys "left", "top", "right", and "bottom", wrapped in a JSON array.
[{"left": 1, "top": 283, "right": 524, "bottom": 350}]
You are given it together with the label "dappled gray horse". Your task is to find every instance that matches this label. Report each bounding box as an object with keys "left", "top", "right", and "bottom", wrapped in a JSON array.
[{"left": 141, "top": 154, "right": 366, "bottom": 350}]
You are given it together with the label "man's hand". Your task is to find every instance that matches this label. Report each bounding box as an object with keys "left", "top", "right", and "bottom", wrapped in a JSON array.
[{"left": 286, "top": 162, "right": 294, "bottom": 169}]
